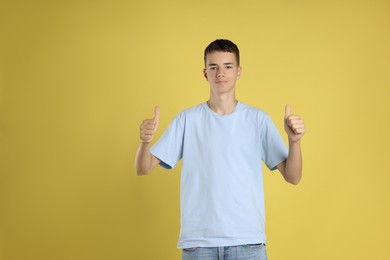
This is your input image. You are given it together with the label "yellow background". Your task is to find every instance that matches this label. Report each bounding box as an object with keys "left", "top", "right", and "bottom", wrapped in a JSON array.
[{"left": 1, "top": 0, "right": 389, "bottom": 259}]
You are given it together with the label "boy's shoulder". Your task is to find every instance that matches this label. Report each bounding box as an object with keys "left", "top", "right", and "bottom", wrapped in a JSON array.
[
  {"left": 238, "top": 101, "right": 269, "bottom": 118},
  {"left": 169, "top": 102, "right": 205, "bottom": 123},
  {"left": 183, "top": 102, "right": 206, "bottom": 113},
  {"left": 175, "top": 102, "right": 207, "bottom": 117}
]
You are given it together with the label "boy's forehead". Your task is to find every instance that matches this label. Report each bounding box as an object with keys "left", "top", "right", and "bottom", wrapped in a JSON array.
[{"left": 205, "top": 51, "right": 237, "bottom": 65}]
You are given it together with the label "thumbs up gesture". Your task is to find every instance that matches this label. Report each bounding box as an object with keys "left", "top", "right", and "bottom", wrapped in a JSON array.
[
  {"left": 284, "top": 104, "right": 305, "bottom": 143},
  {"left": 140, "top": 106, "right": 160, "bottom": 144}
]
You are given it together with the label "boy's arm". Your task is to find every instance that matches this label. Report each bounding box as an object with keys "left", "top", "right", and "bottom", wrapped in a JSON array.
[
  {"left": 136, "top": 143, "right": 160, "bottom": 175},
  {"left": 277, "top": 105, "right": 305, "bottom": 185},
  {"left": 135, "top": 106, "right": 161, "bottom": 176}
]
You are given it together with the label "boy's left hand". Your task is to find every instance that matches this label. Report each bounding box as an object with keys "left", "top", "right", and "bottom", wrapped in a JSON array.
[{"left": 284, "top": 104, "right": 305, "bottom": 143}]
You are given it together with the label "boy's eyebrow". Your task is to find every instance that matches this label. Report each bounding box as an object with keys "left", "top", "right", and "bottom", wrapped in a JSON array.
[{"left": 207, "top": 62, "right": 234, "bottom": 67}]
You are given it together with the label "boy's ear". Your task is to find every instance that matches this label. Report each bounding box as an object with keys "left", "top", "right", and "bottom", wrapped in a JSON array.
[
  {"left": 203, "top": 68, "right": 208, "bottom": 80},
  {"left": 236, "top": 66, "right": 242, "bottom": 79}
]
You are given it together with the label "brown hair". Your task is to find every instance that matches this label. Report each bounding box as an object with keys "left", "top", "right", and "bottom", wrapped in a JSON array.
[{"left": 204, "top": 39, "right": 240, "bottom": 66}]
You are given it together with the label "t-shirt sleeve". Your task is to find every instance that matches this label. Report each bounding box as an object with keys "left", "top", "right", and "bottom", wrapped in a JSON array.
[
  {"left": 150, "top": 113, "right": 184, "bottom": 170},
  {"left": 260, "top": 113, "right": 288, "bottom": 171}
]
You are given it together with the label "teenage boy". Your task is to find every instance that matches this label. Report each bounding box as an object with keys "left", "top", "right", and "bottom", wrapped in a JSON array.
[{"left": 136, "top": 39, "right": 305, "bottom": 260}]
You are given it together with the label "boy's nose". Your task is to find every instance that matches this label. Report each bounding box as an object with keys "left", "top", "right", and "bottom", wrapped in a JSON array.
[{"left": 217, "top": 69, "right": 224, "bottom": 78}]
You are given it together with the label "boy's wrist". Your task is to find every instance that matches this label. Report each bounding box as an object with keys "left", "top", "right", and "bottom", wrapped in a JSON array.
[{"left": 288, "top": 138, "right": 301, "bottom": 145}]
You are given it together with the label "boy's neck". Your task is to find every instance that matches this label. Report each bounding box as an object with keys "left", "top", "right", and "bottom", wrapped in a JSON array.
[{"left": 207, "top": 95, "right": 238, "bottom": 115}]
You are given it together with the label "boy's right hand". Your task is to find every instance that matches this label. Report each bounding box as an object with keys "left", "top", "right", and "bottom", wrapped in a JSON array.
[{"left": 139, "top": 106, "right": 160, "bottom": 144}]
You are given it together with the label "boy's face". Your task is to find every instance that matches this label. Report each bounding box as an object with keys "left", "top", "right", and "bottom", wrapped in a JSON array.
[{"left": 203, "top": 51, "right": 242, "bottom": 96}]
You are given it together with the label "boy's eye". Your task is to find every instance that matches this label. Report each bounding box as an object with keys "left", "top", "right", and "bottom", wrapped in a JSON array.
[
  {"left": 225, "top": 66, "right": 232, "bottom": 69},
  {"left": 210, "top": 67, "right": 217, "bottom": 70}
]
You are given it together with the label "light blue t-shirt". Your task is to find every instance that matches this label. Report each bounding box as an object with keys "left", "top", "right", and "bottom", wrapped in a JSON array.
[{"left": 151, "top": 101, "right": 288, "bottom": 249}]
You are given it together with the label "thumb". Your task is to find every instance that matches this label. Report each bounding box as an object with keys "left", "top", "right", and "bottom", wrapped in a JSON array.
[
  {"left": 285, "top": 104, "right": 291, "bottom": 119},
  {"left": 154, "top": 105, "right": 160, "bottom": 124}
]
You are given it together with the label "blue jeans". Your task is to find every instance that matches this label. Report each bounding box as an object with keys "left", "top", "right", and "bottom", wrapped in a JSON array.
[{"left": 182, "top": 244, "right": 267, "bottom": 260}]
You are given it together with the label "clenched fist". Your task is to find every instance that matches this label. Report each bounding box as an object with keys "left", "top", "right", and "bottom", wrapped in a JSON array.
[
  {"left": 284, "top": 104, "right": 305, "bottom": 143},
  {"left": 140, "top": 106, "right": 160, "bottom": 144}
]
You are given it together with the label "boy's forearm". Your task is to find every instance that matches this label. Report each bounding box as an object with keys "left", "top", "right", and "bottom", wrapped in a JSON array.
[
  {"left": 284, "top": 140, "right": 302, "bottom": 185},
  {"left": 135, "top": 142, "right": 154, "bottom": 175}
]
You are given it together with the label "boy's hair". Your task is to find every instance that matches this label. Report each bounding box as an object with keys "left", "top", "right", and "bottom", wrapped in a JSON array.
[{"left": 204, "top": 39, "right": 240, "bottom": 66}]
